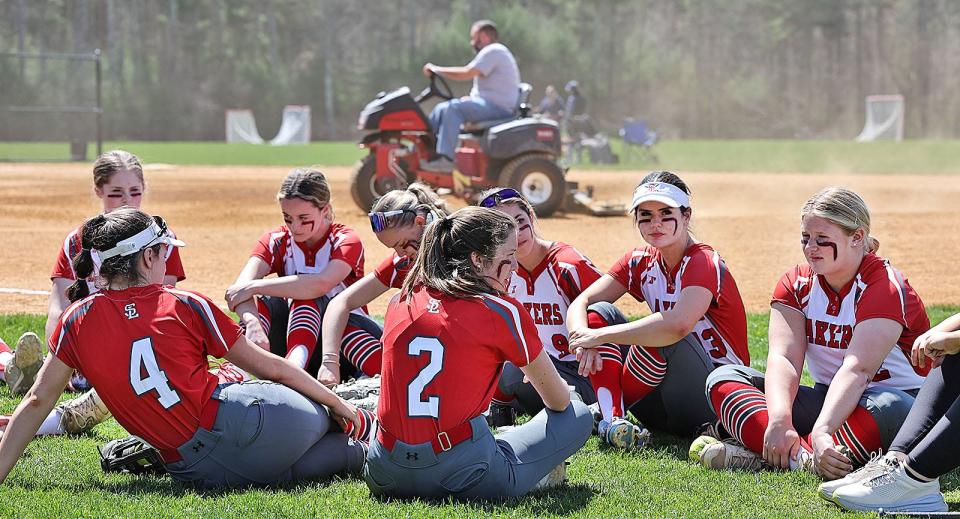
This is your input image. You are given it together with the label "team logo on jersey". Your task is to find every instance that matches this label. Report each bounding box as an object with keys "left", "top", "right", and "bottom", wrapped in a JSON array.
[
  {"left": 426, "top": 298, "right": 441, "bottom": 314},
  {"left": 124, "top": 303, "right": 139, "bottom": 320}
]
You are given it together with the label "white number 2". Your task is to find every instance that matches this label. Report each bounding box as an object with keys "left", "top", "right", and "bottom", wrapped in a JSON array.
[
  {"left": 407, "top": 337, "right": 444, "bottom": 418},
  {"left": 129, "top": 338, "right": 181, "bottom": 409}
]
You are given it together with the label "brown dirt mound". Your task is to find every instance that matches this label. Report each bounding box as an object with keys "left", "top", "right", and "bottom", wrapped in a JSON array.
[{"left": 1, "top": 163, "right": 958, "bottom": 319}]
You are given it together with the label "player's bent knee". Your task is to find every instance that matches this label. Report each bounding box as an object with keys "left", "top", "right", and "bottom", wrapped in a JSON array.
[
  {"left": 586, "top": 302, "right": 627, "bottom": 327},
  {"left": 704, "top": 364, "right": 761, "bottom": 395},
  {"left": 861, "top": 387, "right": 915, "bottom": 427}
]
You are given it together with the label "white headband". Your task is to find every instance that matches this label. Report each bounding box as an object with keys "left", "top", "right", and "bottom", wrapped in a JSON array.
[
  {"left": 94, "top": 222, "right": 185, "bottom": 263},
  {"left": 630, "top": 182, "right": 690, "bottom": 212}
]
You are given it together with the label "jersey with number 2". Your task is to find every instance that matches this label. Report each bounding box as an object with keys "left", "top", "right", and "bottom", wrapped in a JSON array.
[
  {"left": 50, "top": 284, "right": 242, "bottom": 454},
  {"left": 377, "top": 286, "right": 544, "bottom": 445}
]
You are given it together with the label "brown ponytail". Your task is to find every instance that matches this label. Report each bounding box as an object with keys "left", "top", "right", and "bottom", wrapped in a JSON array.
[{"left": 401, "top": 207, "right": 516, "bottom": 299}]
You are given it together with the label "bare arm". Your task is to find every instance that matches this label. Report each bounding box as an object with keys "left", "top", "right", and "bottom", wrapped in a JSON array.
[
  {"left": 45, "top": 278, "right": 73, "bottom": 341},
  {"left": 762, "top": 303, "right": 809, "bottom": 468},
  {"left": 566, "top": 274, "right": 628, "bottom": 332},
  {"left": 810, "top": 318, "right": 903, "bottom": 479},
  {"left": 233, "top": 261, "right": 353, "bottom": 303},
  {"left": 224, "top": 335, "right": 361, "bottom": 433},
  {"left": 571, "top": 286, "right": 713, "bottom": 350},
  {"left": 519, "top": 350, "right": 571, "bottom": 412},
  {"left": 318, "top": 274, "right": 389, "bottom": 387},
  {"left": 0, "top": 355, "right": 73, "bottom": 483},
  {"left": 424, "top": 64, "right": 481, "bottom": 81}
]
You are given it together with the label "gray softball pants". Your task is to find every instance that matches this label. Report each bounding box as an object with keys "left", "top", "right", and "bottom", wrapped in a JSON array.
[
  {"left": 364, "top": 401, "right": 593, "bottom": 500},
  {"left": 164, "top": 381, "right": 366, "bottom": 489}
]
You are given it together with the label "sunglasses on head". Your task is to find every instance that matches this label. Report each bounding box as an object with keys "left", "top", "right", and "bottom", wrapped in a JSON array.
[
  {"left": 478, "top": 188, "right": 523, "bottom": 208},
  {"left": 368, "top": 210, "right": 412, "bottom": 233}
]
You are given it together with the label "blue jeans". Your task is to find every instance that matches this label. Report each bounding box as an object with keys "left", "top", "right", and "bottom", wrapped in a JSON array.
[{"left": 428, "top": 97, "right": 513, "bottom": 159}]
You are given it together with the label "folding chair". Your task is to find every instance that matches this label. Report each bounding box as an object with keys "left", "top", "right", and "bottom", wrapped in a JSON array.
[{"left": 618, "top": 118, "right": 659, "bottom": 163}]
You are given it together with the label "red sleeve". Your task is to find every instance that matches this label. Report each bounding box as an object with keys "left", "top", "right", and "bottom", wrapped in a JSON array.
[
  {"left": 771, "top": 267, "right": 803, "bottom": 312},
  {"left": 179, "top": 291, "right": 243, "bottom": 358},
  {"left": 250, "top": 229, "right": 283, "bottom": 275},
  {"left": 330, "top": 227, "right": 365, "bottom": 278},
  {"left": 374, "top": 253, "right": 408, "bottom": 289},
  {"left": 484, "top": 294, "right": 544, "bottom": 368},
  {"left": 679, "top": 249, "right": 722, "bottom": 299},
  {"left": 607, "top": 250, "right": 645, "bottom": 302},
  {"left": 855, "top": 265, "right": 909, "bottom": 327},
  {"left": 164, "top": 246, "right": 186, "bottom": 282},
  {"left": 49, "top": 304, "right": 82, "bottom": 370},
  {"left": 50, "top": 232, "right": 78, "bottom": 280}
]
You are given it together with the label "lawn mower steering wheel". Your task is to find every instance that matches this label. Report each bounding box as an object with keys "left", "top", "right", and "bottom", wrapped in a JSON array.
[{"left": 430, "top": 72, "right": 454, "bottom": 101}]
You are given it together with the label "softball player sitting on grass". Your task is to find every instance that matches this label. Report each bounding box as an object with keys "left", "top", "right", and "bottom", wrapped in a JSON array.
[
  {"left": 824, "top": 312, "right": 960, "bottom": 513},
  {"left": 366, "top": 207, "right": 593, "bottom": 499},
  {"left": 567, "top": 171, "right": 750, "bottom": 450},
  {"left": 0, "top": 208, "right": 368, "bottom": 489},
  {"left": 226, "top": 168, "right": 372, "bottom": 378},
  {"left": 317, "top": 183, "right": 448, "bottom": 388},
  {"left": 0, "top": 150, "right": 225, "bottom": 440},
  {"left": 691, "top": 187, "right": 928, "bottom": 484},
  {"left": 477, "top": 187, "right": 605, "bottom": 426}
]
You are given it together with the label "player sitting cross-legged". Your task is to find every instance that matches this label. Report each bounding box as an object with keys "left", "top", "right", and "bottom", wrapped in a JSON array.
[
  {"left": 226, "top": 168, "right": 373, "bottom": 380},
  {"left": 566, "top": 171, "right": 750, "bottom": 450},
  {"left": 690, "top": 187, "right": 928, "bottom": 483},
  {"left": 0, "top": 208, "right": 368, "bottom": 489},
  {"left": 366, "top": 207, "right": 592, "bottom": 499}
]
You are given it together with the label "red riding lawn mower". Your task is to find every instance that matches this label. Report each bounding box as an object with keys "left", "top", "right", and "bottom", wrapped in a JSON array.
[{"left": 350, "top": 74, "right": 622, "bottom": 217}]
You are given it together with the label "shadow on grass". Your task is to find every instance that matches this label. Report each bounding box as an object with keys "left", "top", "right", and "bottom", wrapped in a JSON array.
[{"left": 370, "top": 482, "right": 596, "bottom": 515}]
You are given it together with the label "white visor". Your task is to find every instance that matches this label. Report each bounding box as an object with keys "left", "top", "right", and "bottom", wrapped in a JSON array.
[
  {"left": 629, "top": 182, "right": 690, "bottom": 212},
  {"left": 95, "top": 221, "right": 186, "bottom": 263}
]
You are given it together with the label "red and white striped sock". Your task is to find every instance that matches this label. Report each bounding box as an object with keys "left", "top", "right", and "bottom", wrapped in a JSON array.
[
  {"left": 709, "top": 380, "right": 769, "bottom": 453},
  {"left": 341, "top": 324, "right": 383, "bottom": 376},
  {"left": 342, "top": 407, "right": 376, "bottom": 442},
  {"left": 621, "top": 345, "right": 667, "bottom": 408},
  {"left": 285, "top": 300, "right": 322, "bottom": 369}
]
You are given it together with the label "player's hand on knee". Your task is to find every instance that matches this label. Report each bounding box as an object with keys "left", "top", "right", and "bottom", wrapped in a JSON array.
[
  {"left": 811, "top": 433, "right": 852, "bottom": 480},
  {"left": 762, "top": 421, "right": 800, "bottom": 469},
  {"left": 317, "top": 362, "right": 341, "bottom": 389}
]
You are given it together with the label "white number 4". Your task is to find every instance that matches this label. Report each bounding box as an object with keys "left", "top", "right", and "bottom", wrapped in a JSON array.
[
  {"left": 129, "top": 337, "right": 181, "bottom": 409},
  {"left": 407, "top": 337, "right": 444, "bottom": 418}
]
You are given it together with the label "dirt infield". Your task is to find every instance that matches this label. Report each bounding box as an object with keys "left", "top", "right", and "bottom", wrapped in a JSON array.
[{"left": 2, "top": 163, "right": 958, "bottom": 318}]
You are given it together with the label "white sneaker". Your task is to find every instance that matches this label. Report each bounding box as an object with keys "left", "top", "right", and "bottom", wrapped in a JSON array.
[
  {"left": 818, "top": 452, "right": 897, "bottom": 501},
  {"left": 831, "top": 462, "right": 947, "bottom": 513},
  {"left": 6, "top": 332, "right": 44, "bottom": 396},
  {"left": 689, "top": 435, "right": 770, "bottom": 471},
  {"left": 533, "top": 462, "right": 568, "bottom": 490},
  {"left": 598, "top": 417, "right": 650, "bottom": 451},
  {"left": 58, "top": 388, "right": 111, "bottom": 434}
]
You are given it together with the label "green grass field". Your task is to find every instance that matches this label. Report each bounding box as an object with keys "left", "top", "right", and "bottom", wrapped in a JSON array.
[
  {"left": 1, "top": 308, "right": 959, "bottom": 517},
  {"left": 2, "top": 139, "right": 960, "bottom": 174}
]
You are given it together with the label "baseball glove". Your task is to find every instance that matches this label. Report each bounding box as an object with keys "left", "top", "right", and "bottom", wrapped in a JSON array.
[{"left": 99, "top": 436, "right": 166, "bottom": 476}]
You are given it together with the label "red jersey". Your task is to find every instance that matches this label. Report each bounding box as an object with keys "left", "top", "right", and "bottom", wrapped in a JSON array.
[
  {"left": 50, "top": 285, "right": 242, "bottom": 454},
  {"left": 378, "top": 286, "right": 543, "bottom": 445},
  {"left": 772, "top": 253, "right": 930, "bottom": 390},
  {"left": 507, "top": 242, "right": 602, "bottom": 362},
  {"left": 608, "top": 243, "right": 749, "bottom": 365},
  {"left": 251, "top": 223, "right": 364, "bottom": 299},
  {"left": 373, "top": 252, "right": 414, "bottom": 289},
  {"left": 51, "top": 226, "right": 186, "bottom": 290}
]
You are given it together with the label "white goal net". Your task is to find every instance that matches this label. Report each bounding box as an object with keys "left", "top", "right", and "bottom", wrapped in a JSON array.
[
  {"left": 225, "top": 109, "right": 264, "bottom": 144},
  {"left": 270, "top": 105, "right": 311, "bottom": 145},
  {"left": 855, "top": 95, "right": 904, "bottom": 142}
]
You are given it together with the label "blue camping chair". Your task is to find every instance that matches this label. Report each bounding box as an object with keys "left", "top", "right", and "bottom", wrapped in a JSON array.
[{"left": 619, "top": 118, "right": 658, "bottom": 163}]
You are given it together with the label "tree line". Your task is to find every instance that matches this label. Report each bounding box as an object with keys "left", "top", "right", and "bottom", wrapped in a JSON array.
[{"left": 2, "top": 0, "right": 958, "bottom": 142}]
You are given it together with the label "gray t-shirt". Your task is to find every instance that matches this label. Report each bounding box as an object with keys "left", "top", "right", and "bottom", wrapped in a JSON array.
[{"left": 467, "top": 43, "right": 520, "bottom": 112}]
